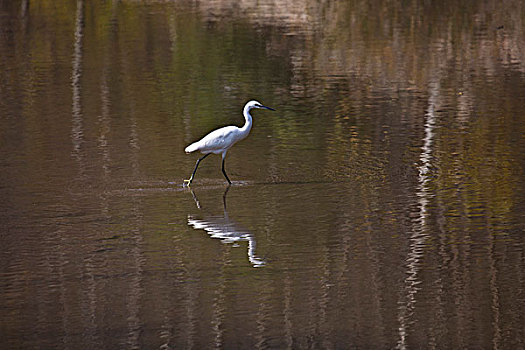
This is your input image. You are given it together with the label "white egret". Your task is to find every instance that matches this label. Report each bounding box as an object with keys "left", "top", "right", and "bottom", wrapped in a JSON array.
[{"left": 184, "top": 100, "right": 275, "bottom": 185}]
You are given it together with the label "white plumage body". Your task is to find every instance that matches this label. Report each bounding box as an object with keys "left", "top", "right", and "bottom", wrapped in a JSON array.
[{"left": 184, "top": 124, "right": 250, "bottom": 155}]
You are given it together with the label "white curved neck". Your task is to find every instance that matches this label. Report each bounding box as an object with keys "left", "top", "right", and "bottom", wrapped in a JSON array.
[{"left": 240, "top": 106, "right": 253, "bottom": 134}]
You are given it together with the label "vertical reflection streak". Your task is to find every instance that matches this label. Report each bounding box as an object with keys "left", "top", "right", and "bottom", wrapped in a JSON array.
[
  {"left": 397, "top": 80, "right": 439, "bottom": 349},
  {"left": 283, "top": 272, "right": 293, "bottom": 349},
  {"left": 98, "top": 0, "right": 119, "bottom": 182},
  {"left": 210, "top": 247, "right": 228, "bottom": 349},
  {"left": 254, "top": 278, "right": 270, "bottom": 349},
  {"left": 489, "top": 233, "right": 502, "bottom": 350},
  {"left": 185, "top": 279, "right": 197, "bottom": 349},
  {"left": 99, "top": 73, "right": 111, "bottom": 179},
  {"left": 318, "top": 244, "right": 331, "bottom": 349},
  {"left": 126, "top": 206, "right": 145, "bottom": 350},
  {"left": 71, "top": 0, "right": 85, "bottom": 175},
  {"left": 70, "top": 1, "right": 99, "bottom": 347},
  {"left": 364, "top": 198, "right": 387, "bottom": 346},
  {"left": 430, "top": 195, "right": 448, "bottom": 348}
]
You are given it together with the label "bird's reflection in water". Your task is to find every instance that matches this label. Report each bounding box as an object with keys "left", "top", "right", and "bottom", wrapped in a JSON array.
[{"left": 187, "top": 186, "right": 266, "bottom": 268}]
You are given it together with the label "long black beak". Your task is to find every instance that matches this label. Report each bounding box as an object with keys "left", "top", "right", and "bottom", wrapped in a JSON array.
[{"left": 262, "top": 105, "right": 276, "bottom": 111}]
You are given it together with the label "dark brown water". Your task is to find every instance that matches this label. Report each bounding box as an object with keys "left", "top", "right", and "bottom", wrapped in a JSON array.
[{"left": 1, "top": 0, "right": 525, "bottom": 349}]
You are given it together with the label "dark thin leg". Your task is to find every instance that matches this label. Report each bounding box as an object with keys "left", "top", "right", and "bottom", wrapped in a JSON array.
[
  {"left": 221, "top": 157, "right": 232, "bottom": 185},
  {"left": 184, "top": 153, "right": 210, "bottom": 185},
  {"left": 222, "top": 184, "right": 231, "bottom": 211}
]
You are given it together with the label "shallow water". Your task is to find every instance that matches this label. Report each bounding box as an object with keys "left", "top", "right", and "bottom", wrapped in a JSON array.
[{"left": 1, "top": 0, "right": 525, "bottom": 349}]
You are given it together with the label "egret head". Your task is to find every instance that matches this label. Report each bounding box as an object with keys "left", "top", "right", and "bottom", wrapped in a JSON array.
[{"left": 245, "top": 100, "right": 276, "bottom": 111}]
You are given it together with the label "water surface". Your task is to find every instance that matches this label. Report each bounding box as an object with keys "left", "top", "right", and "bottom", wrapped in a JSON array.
[{"left": 1, "top": 0, "right": 524, "bottom": 349}]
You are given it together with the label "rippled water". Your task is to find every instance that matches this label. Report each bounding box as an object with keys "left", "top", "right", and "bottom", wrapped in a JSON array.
[{"left": 1, "top": 0, "right": 524, "bottom": 349}]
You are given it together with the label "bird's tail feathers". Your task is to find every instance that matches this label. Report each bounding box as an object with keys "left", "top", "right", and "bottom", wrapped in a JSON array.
[{"left": 185, "top": 142, "right": 199, "bottom": 153}]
